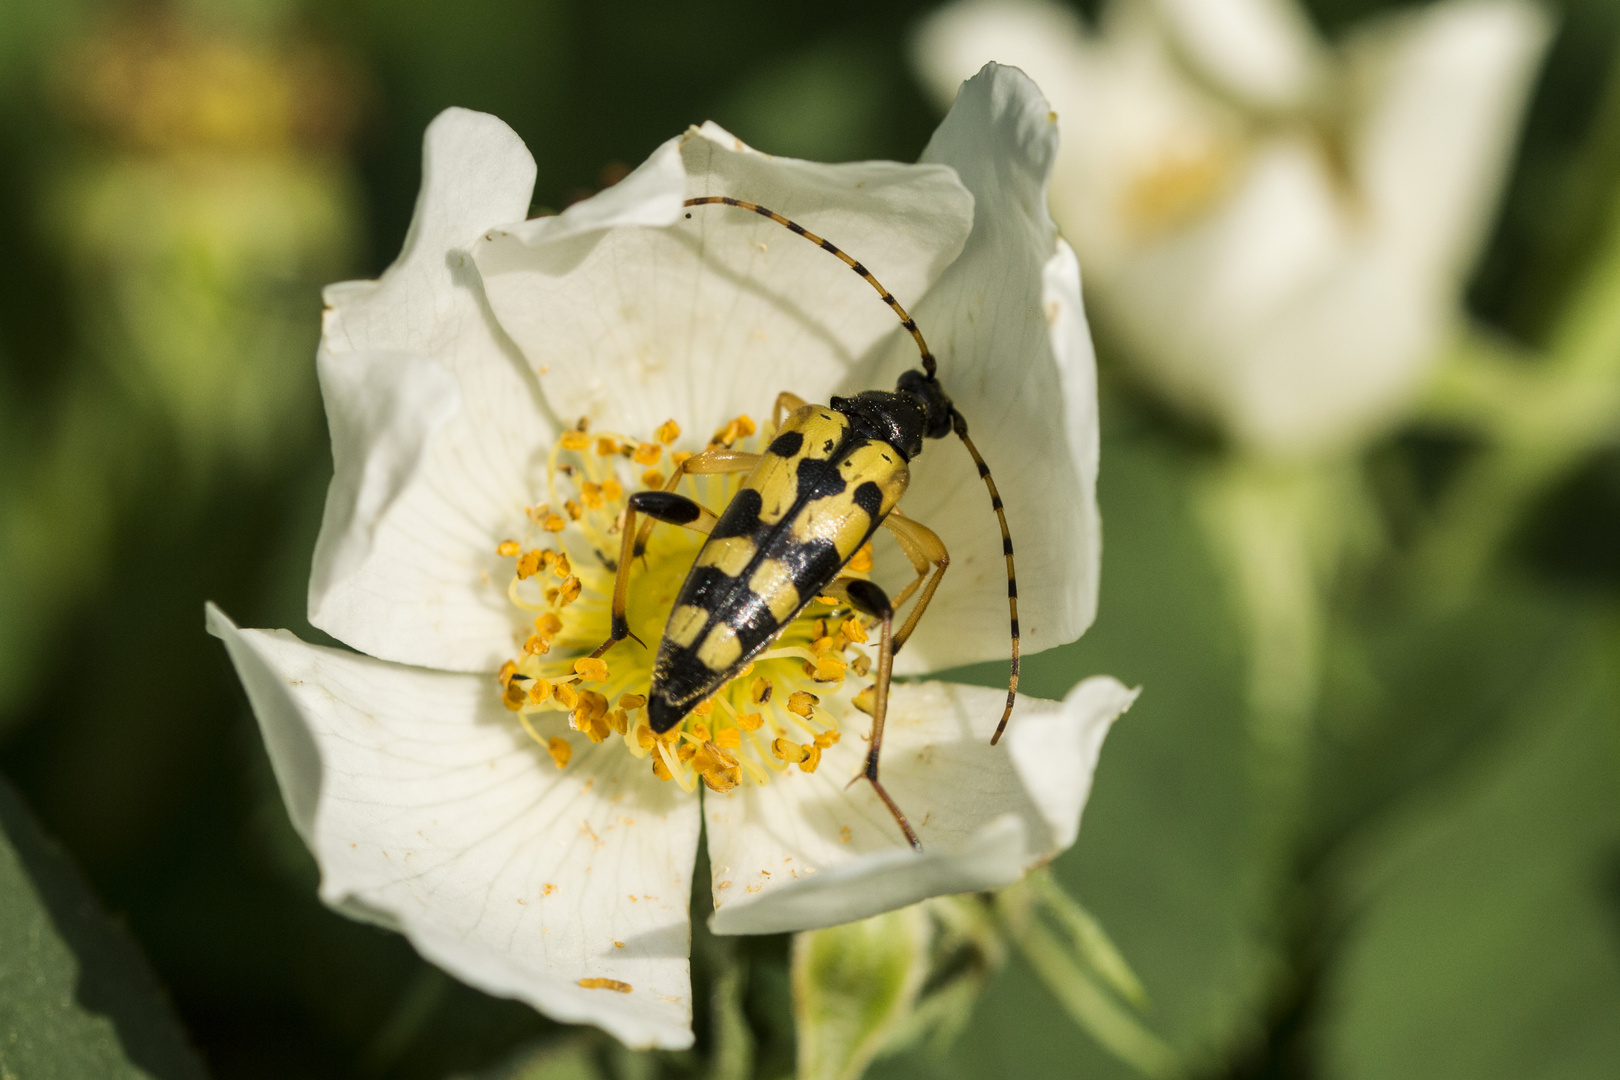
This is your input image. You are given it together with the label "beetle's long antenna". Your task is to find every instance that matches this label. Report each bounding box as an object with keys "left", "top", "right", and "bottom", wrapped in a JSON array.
[
  {"left": 683, "top": 197, "right": 936, "bottom": 378},
  {"left": 950, "top": 412, "right": 1021, "bottom": 744},
  {"left": 684, "top": 196, "right": 1021, "bottom": 743}
]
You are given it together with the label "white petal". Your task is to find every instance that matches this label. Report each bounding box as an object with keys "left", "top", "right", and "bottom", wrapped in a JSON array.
[
  {"left": 1347, "top": 0, "right": 1552, "bottom": 281},
  {"left": 1149, "top": 0, "right": 1328, "bottom": 111},
  {"left": 473, "top": 124, "right": 975, "bottom": 441},
  {"left": 310, "top": 107, "right": 556, "bottom": 672},
  {"left": 705, "top": 677, "right": 1134, "bottom": 935},
  {"left": 206, "top": 605, "right": 702, "bottom": 1050},
  {"left": 868, "top": 62, "right": 1100, "bottom": 674}
]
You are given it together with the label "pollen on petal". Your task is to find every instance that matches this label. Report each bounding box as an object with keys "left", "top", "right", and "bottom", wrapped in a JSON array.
[
  {"left": 547, "top": 737, "right": 572, "bottom": 768},
  {"left": 578, "top": 978, "right": 631, "bottom": 993}
]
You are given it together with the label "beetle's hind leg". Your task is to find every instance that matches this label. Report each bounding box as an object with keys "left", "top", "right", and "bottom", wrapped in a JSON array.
[
  {"left": 629, "top": 446, "right": 761, "bottom": 559},
  {"left": 589, "top": 491, "right": 720, "bottom": 659},
  {"left": 843, "top": 578, "right": 920, "bottom": 849}
]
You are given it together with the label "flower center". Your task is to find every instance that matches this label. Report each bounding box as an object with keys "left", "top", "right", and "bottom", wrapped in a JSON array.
[{"left": 493, "top": 415, "right": 876, "bottom": 795}]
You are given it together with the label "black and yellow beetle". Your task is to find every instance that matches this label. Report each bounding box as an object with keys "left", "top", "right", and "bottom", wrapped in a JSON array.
[{"left": 590, "top": 196, "right": 1021, "bottom": 849}]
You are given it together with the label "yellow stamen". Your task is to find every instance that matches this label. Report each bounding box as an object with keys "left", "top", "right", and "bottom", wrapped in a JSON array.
[
  {"left": 547, "top": 737, "right": 572, "bottom": 768},
  {"left": 655, "top": 419, "right": 681, "bottom": 444},
  {"left": 528, "top": 678, "right": 554, "bottom": 706},
  {"left": 496, "top": 539, "right": 521, "bottom": 557},
  {"left": 787, "top": 691, "right": 819, "bottom": 718},
  {"left": 523, "top": 634, "right": 550, "bottom": 656},
  {"left": 633, "top": 442, "right": 662, "bottom": 466},
  {"left": 559, "top": 431, "right": 590, "bottom": 451},
  {"left": 619, "top": 693, "right": 646, "bottom": 710},
  {"left": 573, "top": 657, "right": 609, "bottom": 681}
]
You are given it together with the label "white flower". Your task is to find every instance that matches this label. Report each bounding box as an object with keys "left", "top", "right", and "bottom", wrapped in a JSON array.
[
  {"left": 914, "top": 0, "right": 1552, "bottom": 454},
  {"left": 208, "top": 64, "right": 1132, "bottom": 1050}
]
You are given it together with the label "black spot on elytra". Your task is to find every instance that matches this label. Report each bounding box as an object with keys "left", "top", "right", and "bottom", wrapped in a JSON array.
[
  {"left": 709, "top": 488, "right": 763, "bottom": 539},
  {"left": 852, "top": 481, "right": 884, "bottom": 517},
  {"left": 768, "top": 430, "right": 804, "bottom": 457},
  {"left": 823, "top": 438, "right": 835, "bottom": 452},
  {"left": 796, "top": 455, "right": 841, "bottom": 503}
]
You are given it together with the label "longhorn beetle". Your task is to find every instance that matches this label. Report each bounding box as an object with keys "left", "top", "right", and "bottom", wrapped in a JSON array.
[{"left": 589, "top": 196, "right": 1021, "bottom": 849}]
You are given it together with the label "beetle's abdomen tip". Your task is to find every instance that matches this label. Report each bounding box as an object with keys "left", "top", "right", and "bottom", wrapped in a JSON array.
[{"left": 647, "top": 694, "right": 685, "bottom": 735}]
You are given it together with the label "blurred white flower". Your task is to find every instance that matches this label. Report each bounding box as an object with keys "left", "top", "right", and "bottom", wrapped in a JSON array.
[
  {"left": 914, "top": 0, "right": 1552, "bottom": 454},
  {"left": 209, "top": 65, "right": 1132, "bottom": 1050}
]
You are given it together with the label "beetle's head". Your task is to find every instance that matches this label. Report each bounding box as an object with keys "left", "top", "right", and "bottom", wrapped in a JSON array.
[{"left": 896, "top": 368, "right": 954, "bottom": 441}]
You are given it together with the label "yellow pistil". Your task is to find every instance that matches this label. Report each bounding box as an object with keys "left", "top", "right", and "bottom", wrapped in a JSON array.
[{"left": 491, "top": 418, "right": 871, "bottom": 792}]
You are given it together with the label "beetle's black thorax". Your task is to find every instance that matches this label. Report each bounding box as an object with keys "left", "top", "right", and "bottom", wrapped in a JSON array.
[{"left": 830, "top": 369, "right": 953, "bottom": 461}]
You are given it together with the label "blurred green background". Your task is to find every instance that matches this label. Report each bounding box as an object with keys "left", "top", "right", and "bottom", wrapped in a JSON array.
[{"left": 1, "top": 0, "right": 1618, "bottom": 1078}]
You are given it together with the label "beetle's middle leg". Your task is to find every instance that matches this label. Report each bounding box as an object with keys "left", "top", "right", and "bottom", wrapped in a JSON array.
[
  {"left": 878, "top": 511, "right": 949, "bottom": 655},
  {"left": 843, "top": 578, "right": 921, "bottom": 850},
  {"left": 588, "top": 491, "right": 720, "bottom": 659}
]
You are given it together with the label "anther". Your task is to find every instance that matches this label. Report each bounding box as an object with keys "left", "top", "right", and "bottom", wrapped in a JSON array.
[
  {"left": 547, "top": 737, "right": 572, "bottom": 768},
  {"left": 787, "top": 690, "right": 819, "bottom": 718},
  {"left": 618, "top": 693, "right": 647, "bottom": 710},
  {"left": 559, "top": 431, "right": 590, "bottom": 451},
  {"left": 633, "top": 443, "right": 662, "bottom": 466},
  {"left": 655, "top": 419, "right": 681, "bottom": 444},
  {"left": 573, "top": 657, "right": 609, "bottom": 681},
  {"left": 496, "top": 539, "right": 520, "bottom": 557},
  {"left": 528, "top": 679, "right": 554, "bottom": 705},
  {"left": 523, "top": 634, "right": 550, "bottom": 655}
]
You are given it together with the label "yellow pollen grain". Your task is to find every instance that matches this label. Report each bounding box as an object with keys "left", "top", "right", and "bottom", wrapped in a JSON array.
[
  {"left": 547, "top": 737, "right": 572, "bottom": 768},
  {"left": 516, "top": 550, "right": 544, "bottom": 579},
  {"left": 633, "top": 442, "right": 662, "bottom": 466},
  {"left": 848, "top": 543, "right": 874, "bottom": 573},
  {"left": 750, "top": 677, "right": 772, "bottom": 705},
  {"left": 810, "top": 655, "right": 846, "bottom": 682},
  {"left": 559, "top": 431, "right": 591, "bottom": 451},
  {"left": 543, "top": 513, "right": 567, "bottom": 532},
  {"left": 814, "top": 730, "right": 840, "bottom": 748},
  {"left": 690, "top": 721, "right": 711, "bottom": 742},
  {"left": 552, "top": 552, "right": 572, "bottom": 578},
  {"left": 602, "top": 478, "right": 624, "bottom": 501},
  {"left": 641, "top": 469, "right": 665, "bottom": 489},
  {"left": 556, "top": 576, "right": 582, "bottom": 607},
  {"left": 656, "top": 419, "right": 681, "bottom": 444},
  {"left": 528, "top": 678, "right": 554, "bottom": 705},
  {"left": 595, "top": 437, "right": 621, "bottom": 456},
  {"left": 787, "top": 691, "right": 819, "bottom": 718},
  {"left": 554, "top": 682, "right": 579, "bottom": 710},
  {"left": 503, "top": 682, "right": 528, "bottom": 711},
  {"left": 577, "top": 978, "right": 631, "bottom": 993},
  {"left": 852, "top": 686, "right": 876, "bottom": 715},
  {"left": 523, "top": 634, "right": 550, "bottom": 656},
  {"left": 738, "top": 711, "right": 763, "bottom": 732},
  {"left": 497, "top": 661, "right": 517, "bottom": 686},
  {"left": 573, "top": 657, "right": 609, "bottom": 681},
  {"left": 840, "top": 617, "right": 868, "bottom": 644},
  {"left": 799, "top": 744, "right": 822, "bottom": 773},
  {"left": 691, "top": 698, "right": 714, "bottom": 719},
  {"left": 564, "top": 499, "right": 582, "bottom": 520},
  {"left": 619, "top": 693, "right": 646, "bottom": 710},
  {"left": 772, "top": 738, "right": 808, "bottom": 764},
  {"left": 580, "top": 481, "right": 604, "bottom": 508},
  {"left": 535, "top": 612, "right": 563, "bottom": 637},
  {"left": 608, "top": 709, "right": 629, "bottom": 735},
  {"left": 810, "top": 635, "right": 837, "bottom": 655},
  {"left": 816, "top": 594, "right": 841, "bottom": 606},
  {"left": 496, "top": 539, "right": 520, "bottom": 557}
]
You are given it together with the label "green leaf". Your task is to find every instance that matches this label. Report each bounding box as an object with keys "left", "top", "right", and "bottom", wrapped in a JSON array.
[
  {"left": 1320, "top": 624, "right": 1620, "bottom": 1080},
  {"left": 793, "top": 906, "right": 932, "bottom": 1080},
  {"left": 883, "top": 420, "right": 1278, "bottom": 1080},
  {"left": 0, "top": 775, "right": 207, "bottom": 1080}
]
